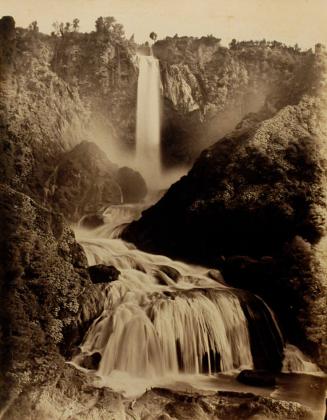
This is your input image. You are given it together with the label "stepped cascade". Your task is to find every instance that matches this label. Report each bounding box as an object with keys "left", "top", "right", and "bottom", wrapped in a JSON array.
[
  {"left": 135, "top": 54, "right": 162, "bottom": 187},
  {"left": 73, "top": 204, "right": 285, "bottom": 394}
]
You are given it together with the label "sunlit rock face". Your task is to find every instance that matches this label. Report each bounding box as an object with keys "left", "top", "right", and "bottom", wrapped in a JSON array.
[
  {"left": 154, "top": 36, "right": 317, "bottom": 166},
  {"left": 123, "top": 51, "right": 327, "bottom": 369},
  {"left": 0, "top": 17, "right": 138, "bottom": 207},
  {"left": 52, "top": 28, "right": 138, "bottom": 150},
  {"left": 45, "top": 141, "right": 147, "bottom": 222},
  {"left": 0, "top": 18, "right": 88, "bottom": 201}
]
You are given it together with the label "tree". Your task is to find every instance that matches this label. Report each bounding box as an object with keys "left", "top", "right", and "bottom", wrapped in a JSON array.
[
  {"left": 28, "top": 21, "right": 39, "bottom": 32},
  {"left": 73, "top": 18, "right": 80, "bottom": 32},
  {"left": 64, "top": 22, "right": 71, "bottom": 33},
  {"left": 104, "top": 16, "right": 116, "bottom": 31},
  {"left": 59, "top": 22, "right": 64, "bottom": 36},
  {"left": 149, "top": 32, "right": 157, "bottom": 41},
  {"left": 294, "top": 43, "right": 301, "bottom": 52},
  {"left": 112, "top": 23, "right": 124, "bottom": 39},
  {"left": 229, "top": 38, "right": 237, "bottom": 49},
  {"left": 95, "top": 17, "right": 104, "bottom": 33},
  {"left": 95, "top": 16, "right": 116, "bottom": 33},
  {"left": 52, "top": 21, "right": 60, "bottom": 35}
]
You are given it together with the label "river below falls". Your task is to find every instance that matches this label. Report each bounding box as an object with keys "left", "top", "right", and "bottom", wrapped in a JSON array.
[{"left": 71, "top": 201, "right": 326, "bottom": 419}]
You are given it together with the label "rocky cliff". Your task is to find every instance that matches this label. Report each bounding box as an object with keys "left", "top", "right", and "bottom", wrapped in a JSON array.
[
  {"left": 1, "top": 16, "right": 317, "bottom": 189},
  {"left": 155, "top": 36, "right": 316, "bottom": 166},
  {"left": 124, "top": 50, "right": 327, "bottom": 369},
  {"left": 0, "top": 16, "right": 139, "bottom": 208}
]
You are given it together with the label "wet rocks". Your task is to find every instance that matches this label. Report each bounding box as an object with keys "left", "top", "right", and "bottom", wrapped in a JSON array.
[
  {"left": 237, "top": 370, "right": 277, "bottom": 388},
  {"left": 158, "top": 265, "right": 181, "bottom": 282},
  {"left": 79, "top": 352, "right": 102, "bottom": 370},
  {"left": 132, "top": 388, "right": 314, "bottom": 420},
  {"left": 79, "top": 213, "right": 104, "bottom": 229},
  {"left": 116, "top": 166, "right": 147, "bottom": 203},
  {"left": 88, "top": 265, "right": 121, "bottom": 284}
]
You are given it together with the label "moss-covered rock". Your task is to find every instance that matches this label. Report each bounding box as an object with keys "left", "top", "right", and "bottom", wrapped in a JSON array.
[
  {"left": 45, "top": 141, "right": 147, "bottom": 222},
  {"left": 0, "top": 184, "right": 91, "bottom": 410},
  {"left": 45, "top": 141, "right": 122, "bottom": 221}
]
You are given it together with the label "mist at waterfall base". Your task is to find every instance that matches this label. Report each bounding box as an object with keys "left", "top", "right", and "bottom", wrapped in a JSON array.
[
  {"left": 70, "top": 203, "right": 325, "bottom": 417},
  {"left": 89, "top": 52, "right": 188, "bottom": 192}
]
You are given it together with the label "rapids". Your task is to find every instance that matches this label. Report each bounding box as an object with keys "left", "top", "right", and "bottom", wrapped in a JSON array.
[{"left": 72, "top": 204, "right": 287, "bottom": 393}]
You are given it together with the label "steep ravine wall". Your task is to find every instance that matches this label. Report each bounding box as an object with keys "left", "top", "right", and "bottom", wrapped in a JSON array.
[
  {"left": 154, "top": 37, "right": 317, "bottom": 165},
  {"left": 2, "top": 18, "right": 317, "bottom": 192},
  {"left": 0, "top": 17, "right": 144, "bottom": 215}
]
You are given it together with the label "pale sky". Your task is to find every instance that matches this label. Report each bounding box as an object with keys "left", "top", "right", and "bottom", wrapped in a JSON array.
[{"left": 1, "top": 0, "right": 326, "bottom": 49}]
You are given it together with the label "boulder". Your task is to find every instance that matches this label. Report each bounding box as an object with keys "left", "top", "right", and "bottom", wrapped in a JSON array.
[
  {"left": 79, "top": 213, "right": 104, "bottom": 229},
  {"left": 133, "top": 388, "right": 314, "bottom": 420},
  {"left": 46, "top": 141, "right": 122, "bottom": 222},
  {"left": 116, "top": 166, "right": 147, "bottom": 203},
  {"left": 237, "top": 370, "right": 276, "bottom": 388},
  {"left": 88, "top": 265, "right": 120, "bottom": 284},
  {"left": 158, "top": 265, "right": 181, "bottom": 281},
  {"left": 79, "top": 352, "right": 102, "bottom": 370}
]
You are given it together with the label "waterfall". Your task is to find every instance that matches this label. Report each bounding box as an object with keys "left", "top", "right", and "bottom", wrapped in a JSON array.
[
  {"left": 72, "top": 204, "right": 286, "bottom": 396},
  {"left": 135, "top": 55, "right": 161, "bottom": 187}
]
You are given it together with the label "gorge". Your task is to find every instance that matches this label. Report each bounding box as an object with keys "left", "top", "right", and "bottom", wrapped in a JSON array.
[{"left": 0, "top": 13, "right": 326, "bottom": 420}]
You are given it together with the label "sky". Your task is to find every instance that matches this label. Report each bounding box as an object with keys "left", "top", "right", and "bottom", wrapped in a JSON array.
[{"left": 1, "top": 0, "right": 327, "bottom": 49}]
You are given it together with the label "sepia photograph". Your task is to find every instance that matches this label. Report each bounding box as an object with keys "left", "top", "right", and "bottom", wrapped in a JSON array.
[{"left": 0, "top": 0, "right": 326, "bottom": 418}]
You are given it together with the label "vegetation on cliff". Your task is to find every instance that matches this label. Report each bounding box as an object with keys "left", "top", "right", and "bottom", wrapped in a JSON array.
[
  {"left": 155, "top": 35, "right": 319, "bottom": 165},
  {"left": 0, "top": 184, "right": 90, "bottom": 409}
]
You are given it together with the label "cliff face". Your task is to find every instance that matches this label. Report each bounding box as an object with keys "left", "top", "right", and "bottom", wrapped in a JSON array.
[
  {"left": 154, "top": 37, "right": 316, "bottom": 165},
  {"left": 123, "top": 51, "right": 327, "bottom": 369},
  {"left": 51, "top": 28, "right": 138, "bottom": 149},
  {"left": 0, "top": 184, "right": 90, "bottom": 408},
  {"left": 1, "top": 20, "right": 318, "bottom": 190},
  {"left": 0, "top": 17, "right": 144, "bottom": 216},
  {"left": 0, "top": 18, "right": 88, "bottom": 200}
]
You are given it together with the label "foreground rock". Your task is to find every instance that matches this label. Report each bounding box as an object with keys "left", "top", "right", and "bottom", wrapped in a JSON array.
[
  {"left": 2, "top": 375, "right": 315, "bottom": 420},
  {"left": 0, "top": 184, "right": 91, "bottom": 413},
  {"left": 237, "top": 370, "right": 276, "bottom": 387},
  {"left": 123, "top": 53, "right": 327, "bottom": 370},
  {"left": 130, "top": 388, "right": 314, "bottom": 420}
]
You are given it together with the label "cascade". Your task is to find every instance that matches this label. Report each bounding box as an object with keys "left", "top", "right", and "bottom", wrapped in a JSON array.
[
  {"left": 135, "top": 54, "right": 161, "bottom": 187},
  {"left": 72, "top": 204, "right": 286, "bottom": 395}
]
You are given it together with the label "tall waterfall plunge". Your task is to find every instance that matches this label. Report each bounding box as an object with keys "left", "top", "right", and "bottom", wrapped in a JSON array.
[
  {"left": 72, "top": 204, "right": 288, "bottom": 397},
  {"left": 135, "top": 55, "right": 162, "bottom": 187}
]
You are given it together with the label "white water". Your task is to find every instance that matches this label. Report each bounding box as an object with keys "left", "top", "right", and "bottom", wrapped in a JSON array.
[
  {"left": 71, "top": 204, "right": 294, "bottom": 397},
  {"left": 282, "top": 344, "right": 324, "bottom": 375},
  {"left": 135, "top": 54, "right": 162, "bottom": 188}
]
